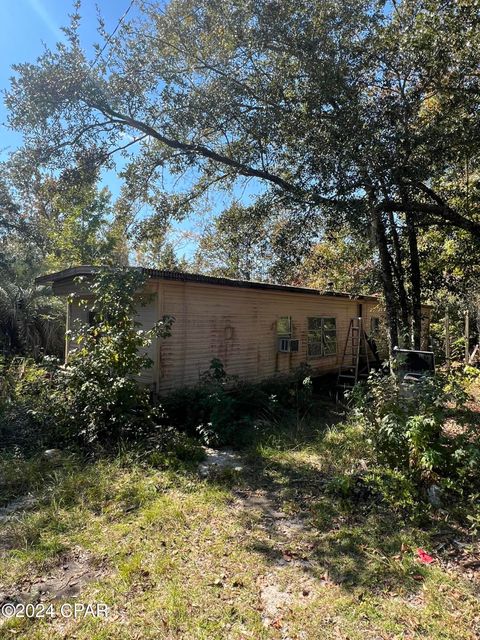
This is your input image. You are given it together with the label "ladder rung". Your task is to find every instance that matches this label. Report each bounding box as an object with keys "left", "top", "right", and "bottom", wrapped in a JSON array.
[{"left": 338, "top": 318, "right": 368, "bottom": 391}]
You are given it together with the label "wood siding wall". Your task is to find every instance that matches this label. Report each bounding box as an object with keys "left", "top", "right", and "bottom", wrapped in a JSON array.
[
  {"left": 64, "top": 278, "right": 432, "bottom": 393},
  {"left": 154, "top": 280, "right": 383, "bottom": 393}
]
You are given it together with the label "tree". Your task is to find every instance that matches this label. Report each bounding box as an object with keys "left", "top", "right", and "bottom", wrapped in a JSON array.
[
  {"left": 0, "top": 154, "right": 129, "bottom": 357},
  {"left": 35, "top": 154, "right": 126, "bottom": 269},
  {"left": 193, "top": 202, "right": 272, "bottom": 280},
  {"left": 5, "top": 0, "right": 480, "bottom": 352},
  {"left": 133, "top": 213, "right": 190, "bottom": 271},
  {"left": 0, "top": 174, "right": 65, "bottom": 357},
  {"left": 299, "top": 228, "right": 379, "bottom": 295},
  {"left": 0, "top": 281, "right": 64, "bottom": 357},
  {"left": 62, "top": 267, "right": 174, "bottom": 443}
]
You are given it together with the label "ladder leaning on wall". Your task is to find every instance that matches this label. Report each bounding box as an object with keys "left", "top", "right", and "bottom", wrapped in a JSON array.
[{"left": 337, "top": 317, "right": 371, "bottom": 389}]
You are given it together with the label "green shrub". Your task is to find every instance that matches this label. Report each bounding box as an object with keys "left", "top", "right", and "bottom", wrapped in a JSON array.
[
  {"left": 57, "top": 268, "right": 175, "bottom": 444},
  {"left": 355, "top": 369, "right": 480, "bottom": 506},
  {"left": 162, "top": 360, "right": 314, "bottom": 447},
  {"left": 142, "top": 427, "right": 205, "bottom": 469},
  {"left": 0, "top": 268, "right": 175, "bottom": 451},
  {"left": 0, "top": 357, "right": 62, "bottom": 453},
  {"left": 363, "top": 467, "right": 418, "bottom": 514},
  {"left": 322, "top": 468, "right": 418, "bottom": 513}
]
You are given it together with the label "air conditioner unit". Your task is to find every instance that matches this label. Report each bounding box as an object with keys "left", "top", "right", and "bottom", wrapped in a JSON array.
[{"left": 278, "top": 338, "right": 299, "bottom": 353}]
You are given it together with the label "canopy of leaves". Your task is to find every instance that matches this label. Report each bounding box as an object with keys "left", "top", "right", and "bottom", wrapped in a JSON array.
[
  {"left": 5, "top": 0, "right": 480, "bottom": 234},
  {"left": 3, "top": 0, "right": 480, "bottom": 350}
]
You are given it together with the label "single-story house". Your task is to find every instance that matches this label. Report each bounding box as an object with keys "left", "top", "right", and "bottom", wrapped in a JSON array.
[{"left": 36, "top": 266, "right": 432, "bottom": 394}]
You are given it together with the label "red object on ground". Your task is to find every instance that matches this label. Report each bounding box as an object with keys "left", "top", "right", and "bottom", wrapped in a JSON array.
[{"left": 417, "top": 548, "right": 434, "bottom": 564}]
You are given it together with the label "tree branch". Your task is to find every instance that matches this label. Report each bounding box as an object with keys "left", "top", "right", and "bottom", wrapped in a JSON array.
[
  {"left": 89, "top": 99, "right": 338, "bottom": 206},
  {"left": 379, "top": 195, "right": 480, "bottom": 238}
]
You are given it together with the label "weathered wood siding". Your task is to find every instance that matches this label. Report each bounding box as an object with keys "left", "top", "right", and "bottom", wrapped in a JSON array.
[
  {"left": 155, "top": 279, "right": 382, "bottom": 393},
  {"left": 62, "top": 275, "right": 431, "bottom": 393}
]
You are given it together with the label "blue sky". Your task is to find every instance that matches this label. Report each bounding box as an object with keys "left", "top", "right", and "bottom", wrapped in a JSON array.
[
  {"left": 0, "top": 0, "right": 132, "bottom": 166},
  {"left": 1, "top": 0, "right": 258, "bottom": 260},
  {"left": 0, "top": 0, "right": 139, "bottom": 216}
]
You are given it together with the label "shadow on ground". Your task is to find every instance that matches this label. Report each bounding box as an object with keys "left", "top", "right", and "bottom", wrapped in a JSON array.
[{"left": 203, "top": 410, "right": 465, "bottom": 599}]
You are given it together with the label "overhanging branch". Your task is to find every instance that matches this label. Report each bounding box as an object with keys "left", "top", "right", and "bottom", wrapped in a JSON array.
[
  {"left": 88, "top": 99, "right": 338, "bottom": 207},
  {"left": 379, "top": 197, "right": 480, "bottom": 238}
]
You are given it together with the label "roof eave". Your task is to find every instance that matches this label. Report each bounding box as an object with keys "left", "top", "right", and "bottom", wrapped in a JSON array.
[{"left": 34, "top": 265, "right": 380, "bottom": 302}]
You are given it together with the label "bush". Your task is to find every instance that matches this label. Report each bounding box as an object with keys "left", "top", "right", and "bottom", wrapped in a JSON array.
[
  {"left": 162, "top": 360, "right": 314, "bottom": 447},
  {"left": 0, "top": 357, "right": 61, "bottom": 453},
  {"left": 0, "top": 268, "right": 175, "bottom": 451},
  {"left": 363, "top": 467, "right": 418, "bottom": 514},
  {"left": 354, "top": 369, "right": 480, "bottom": 509},
  {"left": 141, "top": 427, "right": 206, "bottom": 469},
  {"left": 57, "top": 268, "right": 175, "bottom": 444}
]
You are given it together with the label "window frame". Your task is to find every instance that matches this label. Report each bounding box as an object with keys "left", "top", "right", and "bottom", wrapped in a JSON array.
[
  {"left": 277, "top": 316, "right": 292, "bottom": 338},
  {"left": 307, "top": 316, "right": 337, "bottom": 358}
]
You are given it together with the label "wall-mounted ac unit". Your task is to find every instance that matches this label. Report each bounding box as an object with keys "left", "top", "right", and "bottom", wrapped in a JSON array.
[{"left": 278, "top": 338, "right": 299, "bottom": 353}]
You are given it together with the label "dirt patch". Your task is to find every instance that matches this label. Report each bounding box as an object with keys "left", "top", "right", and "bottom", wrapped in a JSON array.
[
  {"left": 234, "top": 488, "right": 309, "bottom": 539},
  {"left": 257, "top": 568, "right": 317, "bottom": 630},
  {"left": 433, "top": 537, "right": 480, "bottom": 586},
  {"left": 233, "top": 484, "right": 318, "bottom": 629},
  {"left": 0, "top": 547, "right": 107, "bottom": 614},
  {"left": 258, "top": 574, "right": 293, "bottom": 623},
  {"left": 198, "top": 447, "right": 244, "bottom": 477}
]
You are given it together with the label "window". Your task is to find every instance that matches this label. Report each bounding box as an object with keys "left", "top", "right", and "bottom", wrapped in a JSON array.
[
  {"left": 370, "top": 317, "right": 381, "bottom": 335},
  {"left": 307, "top": 317, "right": 337, "bottom": 357},
  {"left": 277, "top": 316, "right": 292, "bottom": 337}
]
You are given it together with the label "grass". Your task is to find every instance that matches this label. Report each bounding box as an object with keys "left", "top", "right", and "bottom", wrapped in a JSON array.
[{"left": 0, "top": 409, "right": 479, "bottom": 638}]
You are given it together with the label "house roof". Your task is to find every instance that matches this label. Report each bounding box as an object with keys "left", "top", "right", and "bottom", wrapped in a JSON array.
[{"left": 35, "top": 265, "right": 381, "bottom": 302}]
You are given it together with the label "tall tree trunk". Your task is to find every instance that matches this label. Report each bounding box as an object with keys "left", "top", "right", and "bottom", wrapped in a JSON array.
[
  {"left": 387, "top": 210, "right": 410, "bottom": 344},
  {"left": 406, "top": 211, "right": 422, "bottom": 349},
  {"left": 370, "top": 206, "right": 399, "bottom": 353}
]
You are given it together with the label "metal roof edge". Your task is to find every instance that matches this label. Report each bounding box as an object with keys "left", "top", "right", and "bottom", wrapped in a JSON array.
[{"left": 35, "top": 265, "right": 381, "bottom": 303}]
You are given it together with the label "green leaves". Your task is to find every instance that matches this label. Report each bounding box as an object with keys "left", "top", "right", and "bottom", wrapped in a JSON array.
[
  {"left": 4, "top": 0, "right": 480, "bottom": 353},
  {"left": 57, "top": 268, "right": 175, "bottom": 444},
  {"left": 356, "top": 369, "right": 480, "bottom": 504}
]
